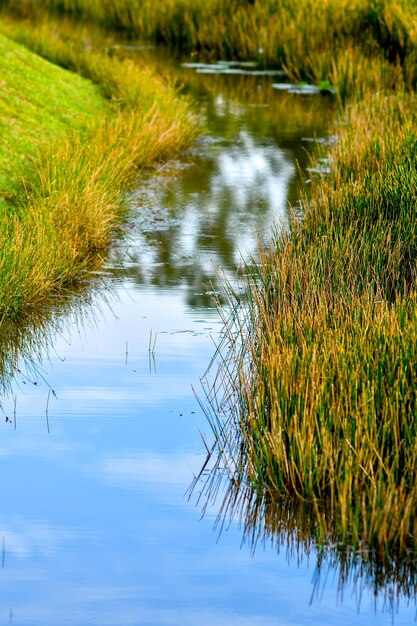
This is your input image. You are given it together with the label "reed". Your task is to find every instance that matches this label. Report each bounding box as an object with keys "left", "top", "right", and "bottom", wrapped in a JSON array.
[{"left": 204, "top": 86, "right": 417, "bottom": 554}]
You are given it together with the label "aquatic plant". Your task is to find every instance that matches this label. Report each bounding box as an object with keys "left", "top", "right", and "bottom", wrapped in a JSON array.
[{"left": 199, "top": 87, "right": 417, "bottom": 554}]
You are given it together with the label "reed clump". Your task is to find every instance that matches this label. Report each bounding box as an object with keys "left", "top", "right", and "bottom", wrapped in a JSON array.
[
  {"left": 0, "top": 30, "right": 195, "bottom": 323},
  {"left": 208, "top": 85, "right": 417, "bottom": 554}
]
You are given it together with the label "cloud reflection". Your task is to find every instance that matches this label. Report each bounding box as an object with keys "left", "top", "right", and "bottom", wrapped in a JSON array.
[
  {"left": 117, "top": 74, "right": 316, "bottom": 309},
  {"left": 0, "top": 521, "right": 84, "bottom": 559},
  {"left": 99, "top": 452, "right": 200, "bottom": 490}
]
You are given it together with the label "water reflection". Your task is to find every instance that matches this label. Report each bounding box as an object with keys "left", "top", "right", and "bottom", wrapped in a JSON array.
[
  {"left": 0, "top": 277, "right": 111, "bottom": 397},
  {"left": 110, "top": 67, "right": 332, "bottom": 310}
]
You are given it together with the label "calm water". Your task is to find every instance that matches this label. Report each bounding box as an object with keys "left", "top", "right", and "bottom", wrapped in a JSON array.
[{"left": 0, "top": 54, "right": 415, "bottom": 625}]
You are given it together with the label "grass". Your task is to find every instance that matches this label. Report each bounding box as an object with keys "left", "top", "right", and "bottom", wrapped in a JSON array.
[
  {"left": 0, "top": 26, "right": 195, "bottom": 324},
  {"left": 0, "top": 34, "right": 104, "bottom": 207},
  {"left": 203, "top": 86, "right": 417, "bottom": 557}
]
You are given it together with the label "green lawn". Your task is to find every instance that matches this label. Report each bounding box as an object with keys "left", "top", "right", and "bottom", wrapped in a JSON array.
[{"left": 0, "top": 33, "right": 104, "bottom": 209}]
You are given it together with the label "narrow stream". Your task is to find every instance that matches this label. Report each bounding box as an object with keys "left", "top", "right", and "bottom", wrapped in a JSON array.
[{"left": 0, "top": 52, "right": 414, "bottom": 625}]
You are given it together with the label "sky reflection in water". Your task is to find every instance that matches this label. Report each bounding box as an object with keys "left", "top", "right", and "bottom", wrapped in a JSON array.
[{"left": 0, "top": 58, "right": 414, "bottom": 625}]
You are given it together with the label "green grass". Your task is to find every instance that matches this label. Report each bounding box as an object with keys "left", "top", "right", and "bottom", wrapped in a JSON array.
[
  {"left": 0, "top": 27, "right": 196, "bottom": 324},
  {"left": 0, "top": 33, "right": 104, "bottom": 208}
]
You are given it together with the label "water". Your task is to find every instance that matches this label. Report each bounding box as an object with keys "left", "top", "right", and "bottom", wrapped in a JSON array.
[{"left": 0, "top": 55, "right": 414, "bottom": 625}]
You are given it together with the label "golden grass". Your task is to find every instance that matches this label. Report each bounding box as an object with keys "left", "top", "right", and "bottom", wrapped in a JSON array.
[
  {"left": 4, "top": 0, "right": 417, "bottom": 95},
  {"left": 206, "top": 86, "right": 417, "bottom": 555},
  {"left": 0, "top": 26, "right": 196, "bottom": 323}
]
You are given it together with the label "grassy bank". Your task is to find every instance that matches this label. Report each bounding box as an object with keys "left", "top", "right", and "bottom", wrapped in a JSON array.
[{"left": 0, "top": 28, "right": 195, "bottom": 324}]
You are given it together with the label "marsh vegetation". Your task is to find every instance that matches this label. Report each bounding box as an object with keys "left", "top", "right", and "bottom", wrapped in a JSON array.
[
  {"left": 4, "top": 1, "right": 417, "bottom": 91},
  {"left": 201, "top": 88, "right": 417, "bottom": 552}
]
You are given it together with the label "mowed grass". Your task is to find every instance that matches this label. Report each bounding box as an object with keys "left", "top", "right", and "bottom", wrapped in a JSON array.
[
  {"left": 0, "top": 29, "right": 195, "bottom": 323},
  {"left": 0, "top": 34, "right": 104, "bottom": 206}
]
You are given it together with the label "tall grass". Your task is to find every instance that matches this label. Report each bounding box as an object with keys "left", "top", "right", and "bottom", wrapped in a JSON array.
[
  {"left": 0, "top": 29, "right": 195, "bottom": 323},
  {"left": 202, "top": 86, "right": 417, "bottom": 555}
]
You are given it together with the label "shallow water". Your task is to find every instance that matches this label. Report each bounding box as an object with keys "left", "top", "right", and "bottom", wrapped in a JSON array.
[{"left": 0, "top": 55, "right": 414, "bottom": 625}]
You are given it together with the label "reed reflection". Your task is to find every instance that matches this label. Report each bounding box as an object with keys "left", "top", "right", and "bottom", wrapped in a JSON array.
[
  {"left": 0, "top": 274, "right": 113, "bottom": 398},
  {"left": 191, "top": 376, "right": 417, "bottom": 622}
]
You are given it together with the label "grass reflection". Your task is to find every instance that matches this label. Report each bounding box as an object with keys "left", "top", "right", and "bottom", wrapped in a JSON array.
[
  {"left": 191, "top": 411, "right": 417, "bottom": 617},
  {"left": 0, "top": 272, "right": 110, "bottom": 398}
]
